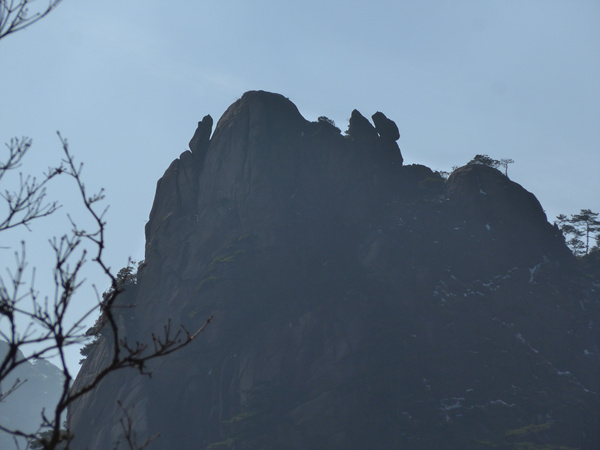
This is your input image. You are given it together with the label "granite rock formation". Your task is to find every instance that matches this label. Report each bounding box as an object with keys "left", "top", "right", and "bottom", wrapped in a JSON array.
[
  {"left": 189, "top": 114, "right": 213, "bottom": 158},
  {"left": 371, "top": 111, "right": 400, "bottom": 141},
  {"left": 69, "top": 91, "right": 599, "bottom": 449}
]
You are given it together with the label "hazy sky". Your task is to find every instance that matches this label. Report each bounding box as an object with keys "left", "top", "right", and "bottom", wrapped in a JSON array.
[{"left": 1, "top": 0, "right": 599, "bottom": 373}]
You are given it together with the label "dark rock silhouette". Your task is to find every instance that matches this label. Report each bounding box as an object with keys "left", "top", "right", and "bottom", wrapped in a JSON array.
[
  {"left": 188, "top": 114, "right": 213, "bottom": 158},
  {"left": 346, "top": 109, "right": 378, "bottom": 140},
  {"left": 372, "top": 111, "right": 400, "bottom": 141},
  {"left": 371, "top": 112, "right": 403, "bottom": 166},
  {"left": 69, "top": 91, "right": 600, "bottom": 450},
  {"left": 346, "top": 109, "right": 403, "bottom": 167}
]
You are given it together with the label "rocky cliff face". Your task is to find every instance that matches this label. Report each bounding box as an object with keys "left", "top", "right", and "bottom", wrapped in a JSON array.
[{"left": 69, "top": 91, "right": 600, "bottom": 449}]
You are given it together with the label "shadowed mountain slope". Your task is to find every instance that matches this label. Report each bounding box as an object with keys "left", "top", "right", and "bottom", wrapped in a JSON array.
[
  {"left": 69, "top": 91, "right": 599, "bottom": 449},
  {"left": 0, "top": 341, "right": 64, "bottom": 449}
]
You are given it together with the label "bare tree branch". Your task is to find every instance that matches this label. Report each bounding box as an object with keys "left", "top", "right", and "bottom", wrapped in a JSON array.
[
  {"left": 114, "top": 401, "right": 160, "bottom": 450},
  {"left": 0, "top": 137, "right": 64, "bottom": 233},
  {"left": 1, "top": 135, "right": 212, "bottom": 449},
  {"left": 0, "top": 1, "right": 63, "bottom": 41},
  {"left": 1, "top": 3, "right": 211, "bottom": 448}
]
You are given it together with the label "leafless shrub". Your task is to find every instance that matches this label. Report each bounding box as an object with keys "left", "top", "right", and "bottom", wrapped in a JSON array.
[{"left": 0, "top": 136, "right": 211, "bottom": 450}]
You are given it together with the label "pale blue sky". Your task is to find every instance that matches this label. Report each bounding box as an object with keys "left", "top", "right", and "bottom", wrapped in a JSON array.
[{"left": 1, "top": 0, "right": 599, "bottom": 373}]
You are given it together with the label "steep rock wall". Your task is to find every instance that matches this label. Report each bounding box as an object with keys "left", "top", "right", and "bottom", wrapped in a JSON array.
[{"left": 69, "top": 91, "right": 599, "bottom": 449}]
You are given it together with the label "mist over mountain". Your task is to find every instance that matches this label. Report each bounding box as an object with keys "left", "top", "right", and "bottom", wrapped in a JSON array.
[
  {"left": 69, "top": 91, "right": 600, "bottom": 449},
  {"left": 0, "top": 341, "right": 64, "bottom": 449}
]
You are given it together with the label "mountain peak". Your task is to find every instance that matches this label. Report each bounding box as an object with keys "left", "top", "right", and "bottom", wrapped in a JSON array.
[
  {"left": 212, "top": 90, "right": 307, "bottom": 140},
  {"left": 71, "top": 93, "right": 599, "bottom": 450}
]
